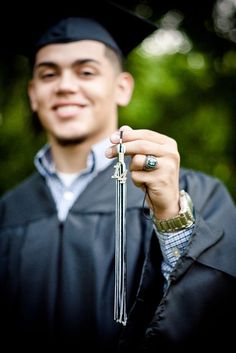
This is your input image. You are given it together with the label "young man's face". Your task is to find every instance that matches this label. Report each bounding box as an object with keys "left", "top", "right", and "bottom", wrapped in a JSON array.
[{"left": 28, "top": 40, "right": 133, "bottom": 146}]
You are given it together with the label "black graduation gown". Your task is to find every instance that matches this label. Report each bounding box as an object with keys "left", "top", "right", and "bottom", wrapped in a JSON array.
[
  {"left": 1, "top": 163, "right": 236, "bottom": 352},
  {"left": 0, "top": 161, "right": 155, "bottom": 352}
]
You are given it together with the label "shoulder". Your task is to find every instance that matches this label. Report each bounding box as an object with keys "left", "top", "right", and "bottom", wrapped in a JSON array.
[
  {"left": 0, "top": 173, "right": 41, "bottom": 204},
  {"left": 180, "top": 167, "right": 235, "bottom": 211},
  {"left": 0, "top": 173, "right": 55, "bottom": 228},
  {"left": 180, "top": 167, "right": 225, "bottom": 191},
  {"left": 180, "top": 168, "right": 236, "bottom": 276}
]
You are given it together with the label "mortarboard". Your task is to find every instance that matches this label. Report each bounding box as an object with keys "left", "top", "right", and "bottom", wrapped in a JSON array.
[{"left": 0, "top": 1, "right": 157, "bottom": 58}]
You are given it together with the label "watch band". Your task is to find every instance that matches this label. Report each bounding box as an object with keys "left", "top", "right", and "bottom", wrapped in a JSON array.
[{"left": 153, "top": 190, "right": 195, "bottom": 233}]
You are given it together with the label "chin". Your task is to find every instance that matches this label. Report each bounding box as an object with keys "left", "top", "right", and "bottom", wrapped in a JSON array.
[{"left": 56, "top": 135, "right": 87, "bottom": 146}]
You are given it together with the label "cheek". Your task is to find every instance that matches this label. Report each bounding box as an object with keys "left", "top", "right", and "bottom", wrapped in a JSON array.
[
  {"left": 88, "top": 79, "right": 116, "bottom": 98},
  {"left": 32, "top": 85, "right": 52, "bottom": 106}
]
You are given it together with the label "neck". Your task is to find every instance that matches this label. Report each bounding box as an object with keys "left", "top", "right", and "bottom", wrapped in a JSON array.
[
  {"left": 50, "top": 142, "right": 91, "bottom": 173},
  {"left": 49, "top": 129, "right": 114, "bottom": 173}
]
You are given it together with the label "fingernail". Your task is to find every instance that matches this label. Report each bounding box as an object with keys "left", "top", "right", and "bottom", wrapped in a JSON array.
[
  {"left": 105, "top": 147, "right": 113, "bottom": 158},
  {"left": 110, "top": 132, "right": 120, "bottom": 143}
]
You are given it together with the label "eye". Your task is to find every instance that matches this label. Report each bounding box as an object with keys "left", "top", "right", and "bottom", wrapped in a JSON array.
[
  {"left": 34, "top": 68, "right": 58, "bottom": 81},
  {"left": 80, "top": 69, "right": 95, "bottom": 76},
  {"left": 40, "top": 71, "right": 57, "bottom": 80},
  {"left": 76, "top": 64, "right": 98, "bottom": 78}
]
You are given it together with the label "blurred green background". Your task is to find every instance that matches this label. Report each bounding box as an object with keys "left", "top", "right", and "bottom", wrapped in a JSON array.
[{"left": 0, "top": 0, "right": 236, "bottom": 201}]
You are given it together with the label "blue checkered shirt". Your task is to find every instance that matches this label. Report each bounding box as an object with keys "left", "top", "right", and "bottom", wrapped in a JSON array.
[{"left": 34, "top": 140, "right": 194, "bottom": 281}]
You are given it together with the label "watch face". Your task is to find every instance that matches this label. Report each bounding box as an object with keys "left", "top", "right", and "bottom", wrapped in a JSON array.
[{"left": 180, "top": 190, "right": 193, "bottom": 213}]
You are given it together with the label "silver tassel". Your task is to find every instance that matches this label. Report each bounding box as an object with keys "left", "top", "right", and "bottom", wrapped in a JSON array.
[{"left": 112, "top": 131, "right": 127, "bottom": 326}]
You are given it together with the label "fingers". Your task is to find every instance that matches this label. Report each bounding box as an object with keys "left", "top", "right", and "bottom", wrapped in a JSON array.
[
  {"left": 106, "top": 125, "right": 177, "bottom": 159},
  {"left": 106, "top": 137, "right": 176, "bottom": 160},
  {"left": 112, "top": 125, "right": 174, "bottom": 145}
]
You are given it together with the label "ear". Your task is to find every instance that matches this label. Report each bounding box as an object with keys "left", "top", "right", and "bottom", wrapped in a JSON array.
[
  {"left": 28, "top": 80, "right": 38, "bottom": 112},
  {"left": 115, "top": 72, "right": 134, "bottom": 107}
]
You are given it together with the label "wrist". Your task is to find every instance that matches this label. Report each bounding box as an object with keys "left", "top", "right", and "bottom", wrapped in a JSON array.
[{"left": 153, "top": 190, "right": 195, "bottom": 233}]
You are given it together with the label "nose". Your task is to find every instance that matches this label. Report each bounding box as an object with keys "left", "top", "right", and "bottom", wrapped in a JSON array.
[{"left": 55, "top": 71, "right": 78, "bottom": 93}]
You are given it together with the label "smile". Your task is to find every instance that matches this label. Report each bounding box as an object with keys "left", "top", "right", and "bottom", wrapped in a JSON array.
[{"left": 55, "top": 105, "right": 84, "bottom": 118}]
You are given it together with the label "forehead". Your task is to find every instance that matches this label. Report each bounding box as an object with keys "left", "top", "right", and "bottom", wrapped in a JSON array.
[{"left": 35, "top": 40, "right": 108, "bottom": 65}]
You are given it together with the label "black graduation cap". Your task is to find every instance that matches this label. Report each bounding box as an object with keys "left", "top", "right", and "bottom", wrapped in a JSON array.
[{"left": 0, "top": 1, "right": 157, "bottom": 58}]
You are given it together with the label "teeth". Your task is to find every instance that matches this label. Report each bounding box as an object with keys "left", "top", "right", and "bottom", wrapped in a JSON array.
[{"left": 57, "top": 105, "right": 80, "bottom": 114}]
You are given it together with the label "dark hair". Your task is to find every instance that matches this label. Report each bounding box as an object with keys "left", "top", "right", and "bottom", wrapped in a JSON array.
[{"left": 104, "top": 45, "right": 125, "bottom": 72}]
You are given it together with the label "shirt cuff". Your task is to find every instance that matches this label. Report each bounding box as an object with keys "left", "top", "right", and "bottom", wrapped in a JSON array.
[{"left": 153, "top": 223, "right": 195, "bottom": 280}]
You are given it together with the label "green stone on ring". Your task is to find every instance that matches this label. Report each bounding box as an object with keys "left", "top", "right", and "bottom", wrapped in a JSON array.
[{"left": 144, "top": 155, "right": 158, "bottom": 170}]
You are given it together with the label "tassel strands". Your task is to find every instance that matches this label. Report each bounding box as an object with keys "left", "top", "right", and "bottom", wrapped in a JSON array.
[{"left": 112, "top": 131, "right": 128, "bottom": 326}]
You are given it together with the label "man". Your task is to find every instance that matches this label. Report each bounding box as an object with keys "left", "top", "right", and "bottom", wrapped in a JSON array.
[{"left": 0, "top": 2, "right": 236, "bottom": 352}]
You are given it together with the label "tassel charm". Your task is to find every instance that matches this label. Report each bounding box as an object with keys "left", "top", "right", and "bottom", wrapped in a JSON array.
[{"left": 112, "top": 130, "right": 128, "bottom": 326}]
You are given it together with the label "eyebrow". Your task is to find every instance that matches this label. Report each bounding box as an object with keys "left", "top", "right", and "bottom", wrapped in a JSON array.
[{"left": 34, "top": 58, "right": 101, "bottom": 71}]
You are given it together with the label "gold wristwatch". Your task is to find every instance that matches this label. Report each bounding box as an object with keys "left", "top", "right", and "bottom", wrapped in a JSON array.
[{"left": 154, "top": 190, "right": 195, "bottom": 233}]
